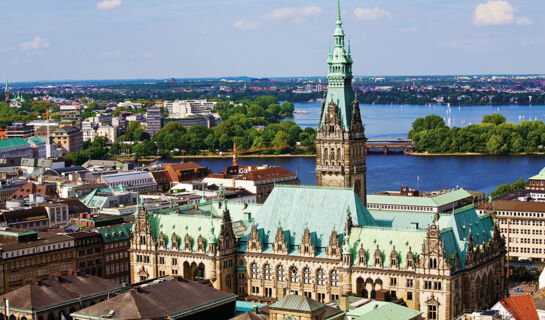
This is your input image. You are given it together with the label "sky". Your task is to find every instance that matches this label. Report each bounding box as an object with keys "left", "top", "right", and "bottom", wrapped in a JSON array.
[{"left": 0, "top": 0, "right": 544, "bottom": 82}]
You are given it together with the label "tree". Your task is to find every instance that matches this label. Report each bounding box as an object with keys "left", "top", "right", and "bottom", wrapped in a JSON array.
[
  {"left": 247, "top": 105, "right": 265, "bottom": 118},
  {"left": 489, "top": 178, "right": 526, "bottom": 199},
  {"left": 272, "top": 130, "right": 289, "bottom": 147},
  {"left": 133, "top": 140, "right": 157, "bottom": 158},
  {"left": 482, "top": 113, "right": 506, "bottom": 125}
]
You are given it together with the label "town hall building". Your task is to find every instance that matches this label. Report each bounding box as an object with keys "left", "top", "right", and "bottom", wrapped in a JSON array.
[{"left": 129, "top": 2, "right": 506, "bottom": 320}]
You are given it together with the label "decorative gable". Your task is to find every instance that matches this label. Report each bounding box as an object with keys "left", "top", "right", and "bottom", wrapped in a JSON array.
[
  {"left": 327, "top": 230, "right": 341, "bottom": 259},
  {"left": 184, "top": 233, "right": 192, "bottom": 252},
  {"left": 171, "top": 232, "right": 179, "bottom": 251},
  {"left": 247, "top": 224, "right": 262, "bottom": 253},
  {"left": 197, "top": 234, "right": 205, "bottom": 253},
  {"left": 273, "top": 226, "right": 288, "bottom": 255},
  {"left": 374, "top": 245, "right": 383, "bottom": 268},
  {"left": 357, "top": 244, "right": 367, "bottom": 266},
  {"left": 299, "top": 228, "right": 315, "bottom": 257}
]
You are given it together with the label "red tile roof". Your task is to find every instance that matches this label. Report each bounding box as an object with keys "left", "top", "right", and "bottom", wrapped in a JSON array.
[
  {"left": 500, "top": 295, "right": 539, "bottom": 320},
  {"left": 207, "top": 165, "right": 296, "bottom": 182},
  {"left": 164, "top": 162, "right": 206, "bottom": 183},
  {"left": 489, "top": 200, "right": 545, "bottom": 213},
  {"left": 9, "top": 182, "right": 58, "bottom": 200}
]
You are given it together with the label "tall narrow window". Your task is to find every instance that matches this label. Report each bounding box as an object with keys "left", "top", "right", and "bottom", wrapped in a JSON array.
[
  {"left": 330, "top": 270, "right": 339, "bottom": 287},
  {"left": 317, "top": 269, "right": 325, "bottom": 286},
  {"left": 277, "top": 265, "right": 285, "bottom": 282},
  {"left": 290, "top": 267, "right": 298, "bottom": 283},
  {"left": 264, "top": 264, "right": 272, "bottom": 280},
  {"left": 251, "top": 263, "right": 259, "bottom": 279},
  {"left": 303, "top": 267, "right": 312, "bottom": 284}
]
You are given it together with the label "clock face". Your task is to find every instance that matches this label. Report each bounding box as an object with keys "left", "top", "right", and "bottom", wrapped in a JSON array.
[{"left": 354, "top": 179, "right": 361, "bottom": 194}]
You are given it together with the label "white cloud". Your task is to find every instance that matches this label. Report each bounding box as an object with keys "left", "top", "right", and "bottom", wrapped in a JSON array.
[
  {"left": 401, "top": 26, "right": 418, "bottom": 33},
  {"left": 233, "top": 20, "right": 259, "bottom": 31},
  {"left": 97, "top": 0, "right": 122, "bottom": 10},
  {"left": 265, "top": 6, "right": 322, "bottom": 22},
  {"left": 0, "top": 46, "right": 13, "bottom": 53},
  {"left": 20, "top": 37, "right": 50, "bottom": 52},
  {"left": 473, "top": 0, "right": 531, "bottom": 26},
  {"left": 447, "top": 40, "right": 459, "bottom": 47},
  {"left": 516, "top": 17, "right": 532, "bottom": 26},
  {"left": 354, "top": 7, "right": 391, "bottom": 21}
]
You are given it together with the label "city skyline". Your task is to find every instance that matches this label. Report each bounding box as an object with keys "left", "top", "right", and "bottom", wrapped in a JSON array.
[{"left": 1, "top": 0, "right": 544, "bottom": 82}]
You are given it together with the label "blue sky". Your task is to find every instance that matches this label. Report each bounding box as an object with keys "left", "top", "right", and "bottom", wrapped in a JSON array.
[{"left": 1, "top": 0, "right": 543, "bottom": 81}]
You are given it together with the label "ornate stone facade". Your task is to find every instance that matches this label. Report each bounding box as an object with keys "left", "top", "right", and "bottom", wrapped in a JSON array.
[{"left": 129, "top": 185, "right": 506, "bottom": 320}]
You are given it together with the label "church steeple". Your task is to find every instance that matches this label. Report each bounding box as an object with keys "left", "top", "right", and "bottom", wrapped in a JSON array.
[{"left": 4, "top": 80, "right": 9, "bottom": 104}]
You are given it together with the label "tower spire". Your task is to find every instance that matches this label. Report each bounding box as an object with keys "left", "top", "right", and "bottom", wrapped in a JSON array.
[{"left": 336, "top": 0, "right": 342, "bottom": 26}]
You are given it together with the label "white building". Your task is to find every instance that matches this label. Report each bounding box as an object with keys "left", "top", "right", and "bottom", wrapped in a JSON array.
[
  {"left": 117, "top": 100, "right": 143, "bottom": 109},
  {"left": 96, "top": 126, "right": 117, "bottom": 143},
  {"left": 165, "top": 99, "right": 217, "bottom": 117}
]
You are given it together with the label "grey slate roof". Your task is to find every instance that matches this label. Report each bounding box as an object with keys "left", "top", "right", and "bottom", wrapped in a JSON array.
[{"left": 72, "top": 277, "right": 236, "bottom": 319}]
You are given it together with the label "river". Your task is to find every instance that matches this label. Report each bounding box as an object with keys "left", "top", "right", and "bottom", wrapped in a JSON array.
[{"left": 179, "top": 103, "right": 545, "bottom": 195}]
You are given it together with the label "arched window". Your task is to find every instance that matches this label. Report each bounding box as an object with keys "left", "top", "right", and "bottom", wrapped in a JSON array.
[
  {"left": 330, "top": 149, "right": 335, "bottom": 160},
  {"left": 277, "top": 265, "right": 285, "bottom": 281},
  {"left": 429, "top": 258, "right": 437, "bottom": 269},
  {"left": 391, "top": 257, "right": 397, "bottom": 268},
  {"left": 330, "top": 270, "right": 339, "bottom": 287},
  {"left": 337, "top": 148, "right": 342, "bottom": 161},
  {"left": 290, "top": 267, "right": 298, "bottom": 283},
  {"left": 303, "top": 267, "right": 312, "bottom": 284},
  {"left": 251, "top": 263, "right": 259, "bottom": 279},
  {"left": 323, "top": 148, "right": 328, "bottom": 161},
  {"left": 264, "top": 264, "right": 272, "bottom": 280},
  {"left": 317, "top": 269, "right": 325, "bottom": 286}
]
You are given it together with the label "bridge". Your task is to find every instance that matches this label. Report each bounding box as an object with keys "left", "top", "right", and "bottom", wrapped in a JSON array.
[{"left": 366, "top": 139, "right": 415, "bottom": 154}]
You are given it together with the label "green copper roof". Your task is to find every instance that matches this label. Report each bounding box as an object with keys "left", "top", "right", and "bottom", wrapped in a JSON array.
[
  {"left": 242, "top": 185, "right": 376, "bottom": 250},
  {"left": 321, "top": 0, "right": 356, "bottom": 131},
  {"left": 436, "top": 205, "right": 494, "bottom": 269},
  {"left": 367, "top": 204, "right": 495, "bottom": 270},
  {"left": 97, "top": 223, "right": 132, "bottom": 243},
  {"left": 348, "top": 226, "right": 427, "bottom": 269},
  {"left": 529, "top": 167, "right": 545, "bottom": 180},
  {"left": 348, "top": 301, "right": 422, "bottom": 320},
  {"left": 0, "top": 137, "right": 29, "bottom": 149},
  {"left": 269, "top": 294, "right": 325, "bottom": 312},
  {"left": 368, "top": 189, "right": 473, "bottom": 208},
  {"left": 28, "top": 136, "right": 45, "bottom": 145},
  {"left": 147, "top": 201, "right": 260, "bottom": 252}
]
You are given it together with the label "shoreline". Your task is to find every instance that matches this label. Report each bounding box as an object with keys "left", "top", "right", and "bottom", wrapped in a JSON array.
[
  {"left": 407, "top": 152, "right": 545, "bottom": 156},
  {"left": 116, "top": 152, "right": 545, "bottom": 162},
  {"left": 170, "top": 154, "right": 316, "bottom": 159}
]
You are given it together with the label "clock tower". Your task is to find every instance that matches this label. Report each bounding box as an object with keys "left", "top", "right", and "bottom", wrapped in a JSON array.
[{"left": 315, "top": 0, "right": 367, "bottom": 204}]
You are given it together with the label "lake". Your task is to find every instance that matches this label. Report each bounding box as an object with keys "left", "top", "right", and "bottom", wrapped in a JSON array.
[
  {"left": 290, "top": 102, "right": 545, "bottom": 139},
  {"left": 179, "top": 103, "right": 545, "bottom": 195}
]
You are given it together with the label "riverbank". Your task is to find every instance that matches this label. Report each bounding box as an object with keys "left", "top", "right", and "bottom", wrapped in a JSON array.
[
  {"left": 170, "top": 154, "right": 316, "bottom": 159},
  {"left": 407, "top": 152, "right": 545, "bottom": 156}
]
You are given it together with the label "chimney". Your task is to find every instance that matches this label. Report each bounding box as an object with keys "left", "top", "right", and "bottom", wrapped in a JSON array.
[
  {"left": 339, "top": 294, "right": 350, "bottom": 312},
  {"left": 276, "top": 286, "right": 287, "bottom": 300}
]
